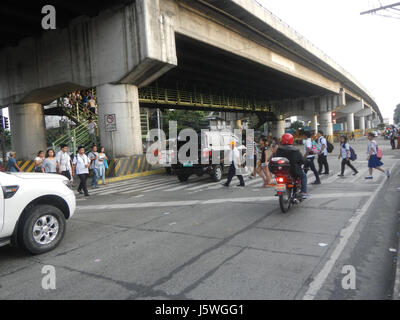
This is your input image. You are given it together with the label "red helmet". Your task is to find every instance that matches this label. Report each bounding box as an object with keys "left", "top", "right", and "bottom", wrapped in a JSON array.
[{"left": 281, "top": 133, "right": 294, "bottom": 145}]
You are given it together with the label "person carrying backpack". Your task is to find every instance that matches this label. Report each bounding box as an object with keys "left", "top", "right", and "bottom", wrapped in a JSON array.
[
  {"left": 337, "top": 136, "right": 358, "bottom": 177},
  {"left": 316, "top": 130, "right": 330, "bottom": 175},
  {"left": 365, "top": 132, "right": 390, "bottom": 180}
]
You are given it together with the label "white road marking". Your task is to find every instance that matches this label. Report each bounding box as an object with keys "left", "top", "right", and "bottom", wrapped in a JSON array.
[
  {"left": 77, "top": 192, "right": 372, "bottom": 211},
  {"left": 88, "top": 177, "right": 169, "bottom": 194},
  {"left": 120, "top": 179, "right": 183, "bottom": 194},
  {"left": 302, "top": 161, "right": 397, "bottom": 300}
]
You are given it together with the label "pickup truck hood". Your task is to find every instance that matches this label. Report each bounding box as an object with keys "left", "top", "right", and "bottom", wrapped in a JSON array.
[{"left": 9, "top": 173, "right": 68, "bottom": 181}]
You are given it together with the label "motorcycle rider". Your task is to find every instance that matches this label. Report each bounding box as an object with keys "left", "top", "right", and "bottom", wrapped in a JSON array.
[{"left": 274, "top": 133, "right": 308, "bottom": 199}]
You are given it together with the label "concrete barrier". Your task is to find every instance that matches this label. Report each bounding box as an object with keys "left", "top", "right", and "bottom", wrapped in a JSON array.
[{"left": 16, "top": 154, "right": 163, "bottom": 178}]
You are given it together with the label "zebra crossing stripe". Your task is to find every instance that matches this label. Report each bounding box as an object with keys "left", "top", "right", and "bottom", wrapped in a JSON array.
[
  {"left": 120, "top": 179, "right": 183, "bottom": 194},
  {"left": 89, "top": 177, "right": 171, "bottom": 195}
]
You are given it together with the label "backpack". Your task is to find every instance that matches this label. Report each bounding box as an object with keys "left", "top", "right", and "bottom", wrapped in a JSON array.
[
  {"left": 349, "top": 147, "right": 357, "bottom": 161},
  {"left": 327, "top": 141, "right": 334, "bottom": 153},
  {"left": 376, "top": 145, "right": 383, "bottom": 160}
]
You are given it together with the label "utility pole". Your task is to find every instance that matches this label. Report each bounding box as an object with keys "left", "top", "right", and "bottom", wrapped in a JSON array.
[{"left": 360, "top": 2, "right": 400, "bottom": 15}]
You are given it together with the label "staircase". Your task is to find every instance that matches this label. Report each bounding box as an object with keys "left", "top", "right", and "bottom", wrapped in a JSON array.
[
  {"left": 48, "top": 96, "right": 99, "bottom": 153},
  {"left": 48, "top": 93, "right": 150, "bottom": 153}
]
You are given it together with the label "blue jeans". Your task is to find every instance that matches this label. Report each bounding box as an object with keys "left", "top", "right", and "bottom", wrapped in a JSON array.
[
  {"left": 98, "top": 164, "right": 106, "bottom": 184},
  {"left": 91, "top": 168, "right": 99, "bottom": 187}
]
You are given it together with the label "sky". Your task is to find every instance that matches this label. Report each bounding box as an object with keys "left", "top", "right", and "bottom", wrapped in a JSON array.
[{"left": 258, "top": 0, "right": 400, "bottom": 123}]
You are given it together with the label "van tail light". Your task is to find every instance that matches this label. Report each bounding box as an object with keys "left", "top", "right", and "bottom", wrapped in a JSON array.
[
  {"left": 2, "top": 185, "right": 19, "bottom": 199},
  {"left": 202, "top": 150, "right": 212, "bottom": 158}
]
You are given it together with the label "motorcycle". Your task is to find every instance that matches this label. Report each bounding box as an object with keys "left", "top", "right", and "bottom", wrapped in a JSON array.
[{"left": 269, "top": 157, "right": 305, "bottom": 213}]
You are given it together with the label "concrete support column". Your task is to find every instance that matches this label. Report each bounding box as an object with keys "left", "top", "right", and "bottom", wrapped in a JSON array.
[
  {"left": 311, "top": 114, "right": 318, "bottom": 134},
  {"left": 366, "top": 118, "right": 372, "bottom": 129},
  {"left": 9, "top": 103, "right": 46, "bottom": 160},
  {"left": 272, "top": 116, "right": 285, "bottom": 138},
  {"left": 97, "top": 84, "right": 143, "bottom": 157},
  {"left": 347, "top": 113, "right": 355, "bottom": 132},
  {"left": 319, "top": 111, "right": 333, "bottom": 140},
  {"left": 359, "top": 116, "right": 365, "bottom": 133}
]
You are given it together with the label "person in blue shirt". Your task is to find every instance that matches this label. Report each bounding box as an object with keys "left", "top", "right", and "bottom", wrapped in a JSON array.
[{"left": 7, "top": 151, "right": 22, "bottom": 172}]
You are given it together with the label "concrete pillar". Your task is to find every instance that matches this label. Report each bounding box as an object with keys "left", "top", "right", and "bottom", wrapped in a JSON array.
[
  {"left": 319, "top": 111, "right": 333, "bottom": 139},
  {"left": 366, "top": 118, "right": 372, "bottom": 129},
  {"left": 347, "top": 113, "right": 355, "bottom": 132},
  {"left": 311, "top": 114, "right": 318, "bottom": 133},
  {"left": 359, "top": 116, "right": 365, "bottom": 133},
  {"left": 272, "top": 116, "right": 285, "bottom": 138},
  {"left": 97, "top": 84, "right": 143, "bottom": 157},
  {"left": 9, "top": 103, "right": 47, "bottom": 160}
]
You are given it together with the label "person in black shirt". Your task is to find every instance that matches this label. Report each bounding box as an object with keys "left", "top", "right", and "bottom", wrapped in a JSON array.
[{"left": 275, "top": 133, "right": 308, "bottom": 198}]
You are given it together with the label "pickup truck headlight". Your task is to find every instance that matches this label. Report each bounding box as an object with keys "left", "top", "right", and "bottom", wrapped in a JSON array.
[{"left": 2, "top": 185, "right": 19, "bottom": 199}]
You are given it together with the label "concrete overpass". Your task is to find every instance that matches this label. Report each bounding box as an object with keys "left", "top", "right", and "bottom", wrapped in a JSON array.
[{"left": 0, "top": 0, "right": 383, "bottom": 159}]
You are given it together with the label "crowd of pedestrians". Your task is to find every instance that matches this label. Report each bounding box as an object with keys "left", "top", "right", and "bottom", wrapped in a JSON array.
[
  {"left": 223, "top": 128, "right": 391, "bottom": 195},
  {"left": 64, "top": 90, "right": 98, "bottom": 115},
  {"left": 5, "top": 144, "right": 109, "bottom": 197}
]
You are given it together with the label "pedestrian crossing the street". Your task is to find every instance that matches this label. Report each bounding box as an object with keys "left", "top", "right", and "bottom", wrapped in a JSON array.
[{"left": 74, "top": 159, "right": 390, "bottom": 198}]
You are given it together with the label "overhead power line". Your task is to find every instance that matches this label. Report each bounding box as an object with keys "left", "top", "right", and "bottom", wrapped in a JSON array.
[{"left": 360, "top": 1, "right": 400, "bottom": 15}]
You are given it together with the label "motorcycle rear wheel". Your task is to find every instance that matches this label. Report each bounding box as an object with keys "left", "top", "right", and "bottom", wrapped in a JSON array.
[{"left": 279, "top": 187, "right": 293, "bottom": 213}]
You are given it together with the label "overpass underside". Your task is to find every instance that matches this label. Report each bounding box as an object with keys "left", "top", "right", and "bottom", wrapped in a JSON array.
[{"left": 0, "top": 0, "right": 382, "bottom": 160}]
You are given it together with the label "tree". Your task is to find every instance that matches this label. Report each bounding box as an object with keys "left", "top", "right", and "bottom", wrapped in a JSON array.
[
  {"left": 290, "top": 120, "right": 304, "bottom": 131},
  {"left": 149, "top": 109, "right": 209, "bottom": 138}
]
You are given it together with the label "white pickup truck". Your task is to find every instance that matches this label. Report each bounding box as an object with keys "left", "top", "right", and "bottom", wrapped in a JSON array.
[{"left": 0, "top": 172, "right": 76, "bottom": 254}]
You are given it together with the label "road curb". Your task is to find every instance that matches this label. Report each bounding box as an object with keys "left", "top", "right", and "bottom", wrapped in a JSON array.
[
  {"left": 392, "top": 161, "right": 400, "bottom": 300},
  {"left": 394, "top": 213, "right": 400, "bottom": 300}
]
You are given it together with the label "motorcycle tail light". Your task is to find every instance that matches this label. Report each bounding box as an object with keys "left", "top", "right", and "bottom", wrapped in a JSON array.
[{"left": 277, "top": 177, "right": 285, "bottom": 183}]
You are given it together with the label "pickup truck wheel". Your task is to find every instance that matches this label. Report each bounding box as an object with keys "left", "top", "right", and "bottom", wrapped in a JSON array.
[
  {"left": 211, "top": 165, "right": 223, "bottom": 182},
  {"left": 18, "top": 205, "right": 66, "bottom": 255},
  {"left": 177, "top": 174, "right": 189, "bottom": 182}
]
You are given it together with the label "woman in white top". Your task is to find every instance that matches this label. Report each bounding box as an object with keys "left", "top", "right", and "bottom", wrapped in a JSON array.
[
  {"left": 97, "top": 146, "right": 108, "bottom": 185},
  {"left": 337, "top": 136, "right": 358, "bottom": 177},
  {"left": 72, "top": 146, "right": 91, "bottom": 196},
  {"left": 365, "top": 132, "right": 390, "bottom": 180}
]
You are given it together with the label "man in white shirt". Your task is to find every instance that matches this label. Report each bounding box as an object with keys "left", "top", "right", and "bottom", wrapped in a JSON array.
[
  {"left": 87, "top": 145, "right": 99, "bottom": 189},
  {"left": 88, "top": 118, "right": 97, "bottom": 145},
  {"left": 56, "top": 144, "right": 72, "bottom": 181},
  {"left": 316, "top": 130, "right": 329, "bottom": 175},
  {"left": 303, "top": 131, "right": 321, "bottom": 185},
  {"left": 72, "top": 146, "right": 90, "bottom": 196},
  {"left": 224, "top": 141, "right": 245, "bottom": 187}
]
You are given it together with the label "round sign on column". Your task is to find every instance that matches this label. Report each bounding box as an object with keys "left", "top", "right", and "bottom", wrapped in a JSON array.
[{"left": 105, "top": 114, "right": 117, "bottom": 132}]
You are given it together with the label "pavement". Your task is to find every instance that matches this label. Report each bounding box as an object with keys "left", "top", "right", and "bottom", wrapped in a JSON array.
[{"left": 0, "top": 135, "right": 400, "bottom": 300}]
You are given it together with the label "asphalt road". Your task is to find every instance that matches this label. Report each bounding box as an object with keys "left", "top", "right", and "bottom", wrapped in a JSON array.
[{"left": 1, "top": 136, "right": 399, "bottom": 300}]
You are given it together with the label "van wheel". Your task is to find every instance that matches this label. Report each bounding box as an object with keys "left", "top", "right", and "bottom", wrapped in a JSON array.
[
  {"left": 211, "top": 165, "right": 223, "bottom": 182},
  {"left": 177, "top": 174, "right": 189, "bottom": 182},
  {"left": 17, "top": 205, "right": 66, "bottom": 255}
]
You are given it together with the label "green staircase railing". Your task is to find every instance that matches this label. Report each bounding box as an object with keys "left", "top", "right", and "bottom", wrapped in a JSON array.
[
  {"left": 48, "top": 90, "right": 150, "bottom": 153},
  {"left": 51, "top": 120, "right": 97, "bottom": 153}
]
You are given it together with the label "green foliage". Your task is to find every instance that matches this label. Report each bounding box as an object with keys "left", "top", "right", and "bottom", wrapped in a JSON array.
[
  {"left": 150, "top": 110, "right": 209, "bottom": 137},
  {"left": 290, "top": 120, "right": 304, "bottom": 131}
]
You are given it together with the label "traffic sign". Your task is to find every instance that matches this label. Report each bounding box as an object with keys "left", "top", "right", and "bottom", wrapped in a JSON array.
[{"left": 105, "top": 114, "right": 117, "bottom": 132}]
